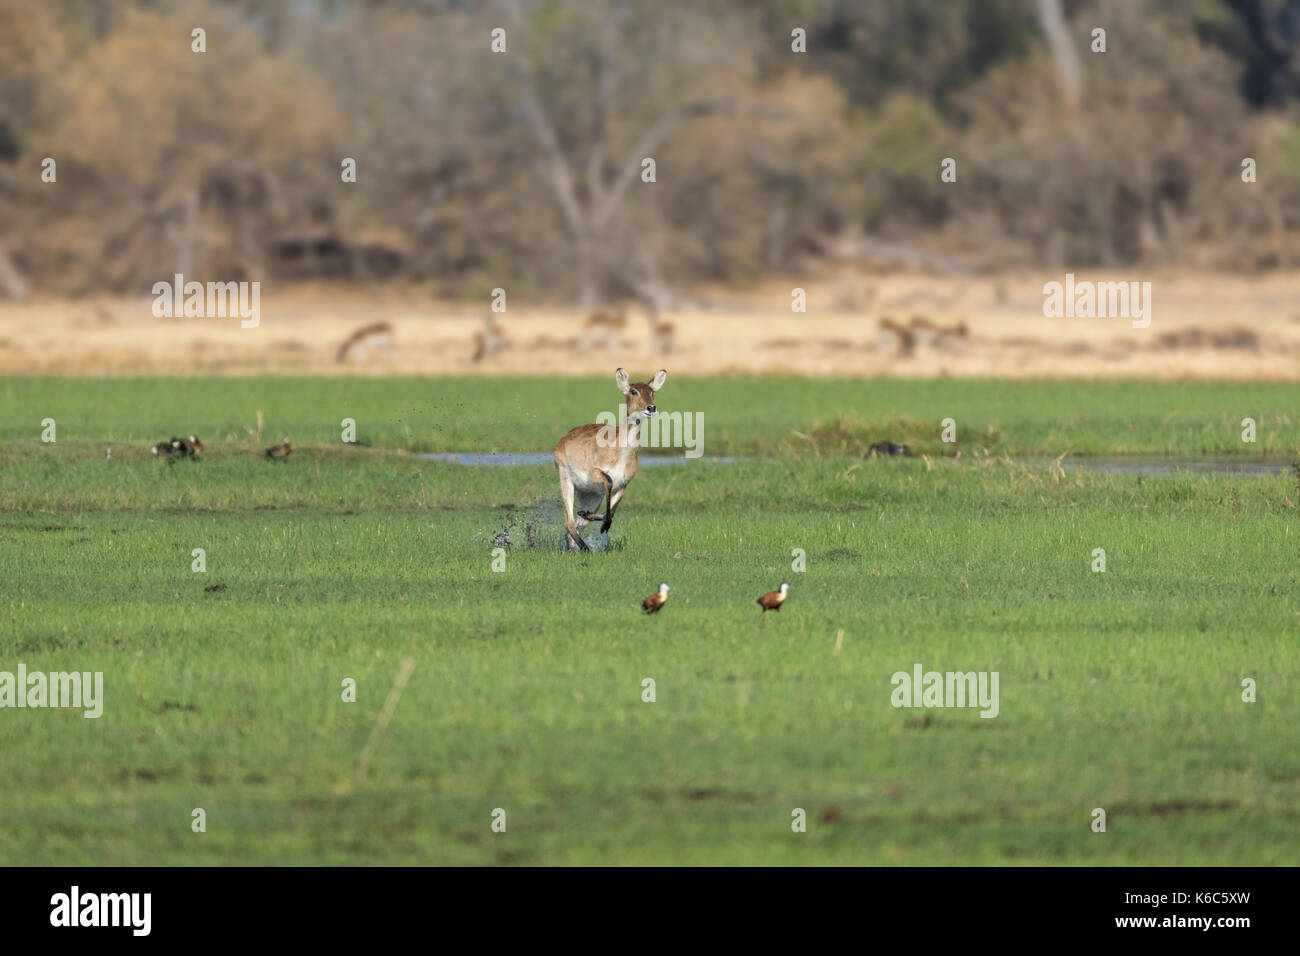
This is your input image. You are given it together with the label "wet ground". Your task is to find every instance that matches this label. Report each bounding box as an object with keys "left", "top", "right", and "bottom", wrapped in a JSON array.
[{"left": 420, "top": 451, "right": 1296, "bottom": 478}]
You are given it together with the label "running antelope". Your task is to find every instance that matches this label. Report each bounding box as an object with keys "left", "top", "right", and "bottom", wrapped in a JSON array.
[{"left": 554, "top": 368, "right": 667, "bottom": 551}]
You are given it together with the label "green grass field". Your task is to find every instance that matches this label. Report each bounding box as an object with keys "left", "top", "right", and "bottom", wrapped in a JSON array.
[
  {"left": 4, "top": 375, "right": 1300, "bottom": 457},
  {"left": 1, "top": 377, "right": 1298, "bottom": 864}
]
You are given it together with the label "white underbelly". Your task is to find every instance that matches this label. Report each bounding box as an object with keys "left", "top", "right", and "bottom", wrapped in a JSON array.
[{"left": 567, "top": 458, "right": 632, "bottom": 492}]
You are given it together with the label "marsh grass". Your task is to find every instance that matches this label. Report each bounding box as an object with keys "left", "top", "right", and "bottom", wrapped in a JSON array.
[{"left": 1, "top": 378, "right": 1297, "bottom": 864}]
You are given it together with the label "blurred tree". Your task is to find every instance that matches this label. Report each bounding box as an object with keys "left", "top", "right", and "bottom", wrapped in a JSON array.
[
  {"left": 1224, "top": 0, "right": 1300, "bottom": 102},
  {"left": 36, "top": 6, "right": 341, "bottom": 290},
  {"left": 2, "top": 0, "right": 1299, "bottom": 295}
]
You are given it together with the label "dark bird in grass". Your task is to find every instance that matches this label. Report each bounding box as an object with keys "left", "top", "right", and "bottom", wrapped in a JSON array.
[
  {"left": 642, "top": 583, "right": 671, "bottom": 614},
  {"left": 867, "top": 441, "right": 912, "bottom": 457},
  {"left": 152, "top": 434, "right": 203, "bottom": 459},
  {"left": 265, "top": 438, "right": 292, "bottom": 460},
  {"left": 757, "top": 582, "right": 790, "bottom": 612},
  {"left": 175, "top": 434, "right": 204, "bottom": 456}
]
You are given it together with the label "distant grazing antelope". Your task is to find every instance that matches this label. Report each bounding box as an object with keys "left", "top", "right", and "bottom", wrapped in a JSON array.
[
  {"left": 904, "top": 315, "right": 968, "bottom": 354},
  {"left": 336, "top": 321, "right": 395, "bottom": 364},
  {"left": 554, "top": 368, "right": 667, "bottom": 551},
  {"left": 578, "top": 308, "right": 627, "bottom": 350},
  {"left": 472, "top": 313, "right": 510, "bottom": 362},
  {"left": 876, "top": 318, "right": 915, "bottom": 357},
  {"left": 934, "top": 320, "right": 969, "bottom": 354},
  {"left": 908, "top": 315, "right": 941, "bottom": 349},
  {"left": 647, "top": 313, "right": 676, "bottom": 354}
]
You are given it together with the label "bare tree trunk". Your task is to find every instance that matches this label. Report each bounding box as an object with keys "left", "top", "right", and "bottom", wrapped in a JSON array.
[
  {"left": 0, "top": 244, "right": 28, "bottom": 300},
  {"left": 167, "top": 186, "right": 203, "bottom": 279},
  {"left": 575, "top": 238, "right": 599, "bottom": 311},
  {"left": 1035, "top": 0, "right": 1082, "bottom": 114}
]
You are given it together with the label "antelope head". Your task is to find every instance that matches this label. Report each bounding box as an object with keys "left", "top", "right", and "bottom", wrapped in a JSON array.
[{"left": 615, "top": 367, "right": 666, "bottom": 426}]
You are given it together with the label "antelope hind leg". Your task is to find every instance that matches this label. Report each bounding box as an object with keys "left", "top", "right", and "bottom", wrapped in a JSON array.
[{"left": 558, "top": 467, "right": 590, "bottom": 552}]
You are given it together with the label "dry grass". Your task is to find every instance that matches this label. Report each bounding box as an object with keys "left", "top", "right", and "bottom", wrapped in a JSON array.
[{"left": 3, "top": 270, "right": 1300, "bottom": 379}]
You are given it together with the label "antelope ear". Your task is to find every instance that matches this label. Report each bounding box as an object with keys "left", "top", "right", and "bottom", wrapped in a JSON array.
[
  {"left": 650, "top": 369, "right": 667, "bottom": 390},
  {"left": 614, "top": 368, "right": 630, "bottom": 393}
]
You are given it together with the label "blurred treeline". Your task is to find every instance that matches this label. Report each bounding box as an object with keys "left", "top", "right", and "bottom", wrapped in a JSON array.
[{"left": 2, "top": 0, "right": 1300, "bottom": 305}]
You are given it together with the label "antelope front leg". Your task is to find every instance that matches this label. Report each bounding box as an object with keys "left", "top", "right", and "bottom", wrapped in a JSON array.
[{"left": 601, "top": 485, "right": 626, "bottom": 534}]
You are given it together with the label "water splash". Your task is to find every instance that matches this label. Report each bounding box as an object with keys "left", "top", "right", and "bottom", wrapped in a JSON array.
[{"left": 479, "top": 498, "right": 612, "bottom": 552}]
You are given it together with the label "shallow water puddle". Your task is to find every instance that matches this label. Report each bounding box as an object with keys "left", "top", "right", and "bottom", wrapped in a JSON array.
[
  {"left": 419, "top": 451, "right": 1294, "bottom": 478},
  {"left": 418, "top": 452, "right": 743, "bottom": 467}
]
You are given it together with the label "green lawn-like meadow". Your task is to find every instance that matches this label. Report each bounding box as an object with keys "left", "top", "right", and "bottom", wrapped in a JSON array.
[{"left": 0, "top": 377, "right": 1297, "bottom": 864}]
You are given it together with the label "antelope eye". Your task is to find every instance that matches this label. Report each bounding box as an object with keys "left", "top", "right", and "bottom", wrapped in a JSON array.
[{"left": 630, "top": 389, "right": 638, "bottom": 396}]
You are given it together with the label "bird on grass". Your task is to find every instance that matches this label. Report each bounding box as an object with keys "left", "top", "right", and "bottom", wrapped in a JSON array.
[
  {"left": 642, "top": 583, "right": 671, "bottom": 614},
  {"left": 151, "top": 434, "right": 203, "bottom": 459},
  {"left": 867, "top": 441, "right": 912, "bottom": 457},
  {"left": 265, "top": 439, "right": 292, "bottom": 460},
  {"left": 175, "top": 434, "right": 204, "bottom": 456},
  {"left": 757, "top": 582, "right": 791, "bottom": 612}
]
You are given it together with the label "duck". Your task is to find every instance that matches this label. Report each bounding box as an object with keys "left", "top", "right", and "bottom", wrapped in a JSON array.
[
  {"left": 174, "top": 434, "right": 204, "bottom": 456},
  {"left": 151, "top": 434, "right": 203, "bottom": 459},
  {"left": 265, "top": 439, "right": 292, "bottom": 460},
  {"left": 867, "top": 441, "right": 912, "bottom": 457}
]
